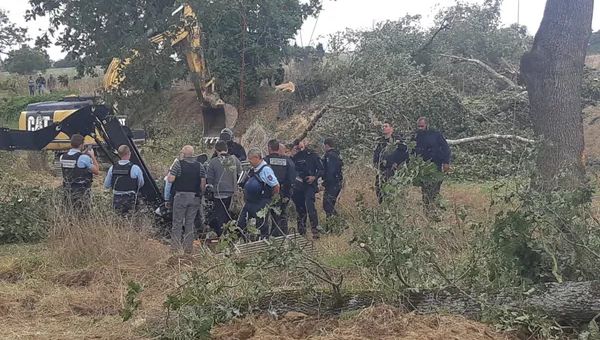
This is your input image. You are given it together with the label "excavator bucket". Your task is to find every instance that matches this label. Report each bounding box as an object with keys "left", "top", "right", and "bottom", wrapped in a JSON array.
[{"left": 202, "top": 103, "right": 238, "bottom": 144}]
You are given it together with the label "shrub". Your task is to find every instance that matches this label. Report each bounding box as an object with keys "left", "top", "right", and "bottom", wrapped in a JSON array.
[{"left": 0, "top": 182, "right": 51, "bottom": 244}]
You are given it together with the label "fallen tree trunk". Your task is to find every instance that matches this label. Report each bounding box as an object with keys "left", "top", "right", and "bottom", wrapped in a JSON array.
[
  {"left": 447, "top": 134, "right": 535, "bottom": 145},
  {"left": 258, "top": 281, "right": 600, "bottom": 325}
]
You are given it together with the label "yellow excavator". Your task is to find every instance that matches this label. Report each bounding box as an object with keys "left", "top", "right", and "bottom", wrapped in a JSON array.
[
  {"left": 17, "top": 3, "right": 235, "bottom": 152},
  {"left": 103, "top": 3, "right": 237, "bottom": 141}
]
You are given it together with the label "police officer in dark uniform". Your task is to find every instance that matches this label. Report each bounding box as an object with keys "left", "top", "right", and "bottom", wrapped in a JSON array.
[
  {"left": 413, "top": 117, "right": 451, "bottom": 216},
  {"left": 167, "top": 145, "right": 206, "bottom": 254},
  {"left": 291, "top": 139, "right": 324, "bottom": 239},
  {"left": 238, "top": 148, "right": 280, "bottom": 239},
  {"left": 322, "top": 137, "right": 343, "bottom": 218},
  {"left": 373, "top": 121, "right": 409, "bottom": 203},
  {"left": 104, "top": 145, "right": 145, "bottom": 215},
  {"left": 60, "top": 134, "right": 99, "bottom": 210},
  {"left": 264, "top": 139, "right": 296, "bottom": 236},
  {"left": 212, "top": 128, "right": 247, "bottom": 161}
]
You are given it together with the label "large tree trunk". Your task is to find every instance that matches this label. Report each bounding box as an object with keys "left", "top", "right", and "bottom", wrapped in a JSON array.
[
  {"left": 520, "top": 0, "right": 593, "bottom": 190},
  {"left": 258, "top": 281, "right": 600, "bottom": 326}
]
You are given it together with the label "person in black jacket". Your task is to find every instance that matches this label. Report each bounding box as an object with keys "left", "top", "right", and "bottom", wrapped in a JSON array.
[
  {"left": 291, "top": 139, "right": 324, "bottom": 239},
  {"left": 373, "top": 122, "right": 409, "bottom": 203},
  {"left": 264, "top": 139, "right": 296, "bottom": 236},
  {"left": 413, "top": 117, "right": 451, "bottom": 214},
  {"left": 321, "top": 137, "right": 343, "bottom": 218},
  {"left": 212, "top": 128, "right": 247, "bottom": 161}
]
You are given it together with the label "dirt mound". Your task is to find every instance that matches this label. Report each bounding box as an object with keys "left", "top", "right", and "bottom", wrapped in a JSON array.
[
  {"left": 167, "top": 89, "right": 204, "bottom": 127},
  {"left": 212, "top": 305, "right": 511, "bottom": 340}
]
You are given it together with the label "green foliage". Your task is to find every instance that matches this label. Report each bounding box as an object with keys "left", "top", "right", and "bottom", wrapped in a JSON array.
[
  {"left": 121, "top": 281, "right": 144, "bottom": 321},
  {"left": 0, "top": 10, "right": 27, "bottom": 56},
  {"left": 0, "top": 180, "right": 51, "bottom": 244},
  {"left": 3, "top": 45, "right": 51, "bottom": 75},
  {"left": 28, "top": 0, "right": 321, "bottom": 109},
  {"left": 189, "top": 0, "right": 322, "bottom": 104},
  {"left": 52, "top": 53, "right": 79, "bottom": 68},
  {"left": 490, "top": 185, "right": 600, "bottom": 285},
  {"left": 589, "top": 30, "right": 600, "bottom": 55},
  {"left": 0, "top": 92, "right": 67, "bottom": 126},
  {"left": 354, "top": 156, "right": 475, "bottom": 291}
]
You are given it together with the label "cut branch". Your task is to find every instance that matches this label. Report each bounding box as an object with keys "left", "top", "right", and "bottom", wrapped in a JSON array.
[
  {"left": 440, "top": 54, "right": 522, "bottom": 90},
  {"left": 447, "top": 134, "right": 535, "bottom": 145}
]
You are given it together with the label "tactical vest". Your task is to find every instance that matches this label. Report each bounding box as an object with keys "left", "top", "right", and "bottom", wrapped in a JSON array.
[
  {"left": 265, "top": 155, "right": 288, "bottom": 184},
  {"left": 173, "top": 160, "right": 202, "bottom": 194},
  {"left": 244, "top": 166, "right": 272, "bottom": 203},
  {"left": 111, "top": 162, "right": 139, "bottom": 192},
  {"left": 60, "top": 152, "right": 92, "bottom": 188}
]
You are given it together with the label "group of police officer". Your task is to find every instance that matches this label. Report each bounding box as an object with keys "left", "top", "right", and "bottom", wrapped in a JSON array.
[
  {"left": 373, "top": 117, "right": 452, "bottom": 217},
  {"left": 60, "top": 116, "right": 448, "bottom": 254}
]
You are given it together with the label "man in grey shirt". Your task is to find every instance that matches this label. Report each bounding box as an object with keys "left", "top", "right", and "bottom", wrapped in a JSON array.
[
  {"left": 206, "top": 141, "right": 242, "bottom": 236},
  {"left": 167, "top": 145, "right": 206, "bottom": 254}
]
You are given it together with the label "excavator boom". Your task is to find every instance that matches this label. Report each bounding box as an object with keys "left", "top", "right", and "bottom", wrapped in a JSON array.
[
  {"left": 1, "top": 105, "right": 163, "bottom": 206},
  {"left": 102, "top": 3, "right": 236, "bottom": 140}
]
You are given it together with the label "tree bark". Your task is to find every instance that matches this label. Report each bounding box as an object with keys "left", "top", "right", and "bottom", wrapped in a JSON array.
[
  {"left": 258, "top": 281, "right": 600, "bottom": 326},
  {"left": 520, "top": 0, "right": 593, "bottom": 190}
]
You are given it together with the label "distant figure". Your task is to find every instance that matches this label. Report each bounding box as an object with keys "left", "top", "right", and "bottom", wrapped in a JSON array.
[
  {"left": 27, "top": 76, "right": 35, "bottom": 96},
  {"left": 35, "top": 74, "right": 46, "bottom": 95},
  {"left": 47, "top": 74, "right": 56, "bottom": 93},
  {"left": 58, "top": 74, "right": 69, "bottom": 88},
  {"left": 413, "top": 117, "right": 451, "bottom": 217}
]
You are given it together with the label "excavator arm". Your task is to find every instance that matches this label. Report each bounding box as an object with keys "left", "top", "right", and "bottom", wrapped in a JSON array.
[
  {"left": 102, "top": 3, "right": 237, "bottom": 140},
  {"left": 0, "top": 105, "right": 164, "bottom": 207}
]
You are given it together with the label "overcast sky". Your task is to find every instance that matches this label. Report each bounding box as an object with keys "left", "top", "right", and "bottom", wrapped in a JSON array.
[{"left": 2, "top": 0, "right": 600, "bottom": 60}]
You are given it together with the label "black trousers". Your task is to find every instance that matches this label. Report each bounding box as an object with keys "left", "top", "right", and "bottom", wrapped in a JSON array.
[
  {"left": 270, "top": 199, "right": 289, "bottom": 237},
  {"left": 421, "top": 179, "right": 443, "bottom": 209},
  {"left": 113, "top": 193, "right": 137, "bottom": 216},
  {"left": 209, "top": 196, "right": 232, "bottom": 237},
  {"left": 237, "top": 199, "right": 270, "bottom": 239},
  {"left": 323, "top": 184, "right": 341, "bottom": 217},
  {"left": 64, "top": 186, "right": 91, "bottom": 212},
  {"left": 292, "top": 184, "right": 319, "bottom": 235}
]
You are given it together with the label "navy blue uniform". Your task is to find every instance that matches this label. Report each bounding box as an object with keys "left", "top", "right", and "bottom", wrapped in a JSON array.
[
  {"left": 322, "top": 149, "right": 343, "bottom": 217},
  {"left": 291, "top": 148, "right": 323, "bottom": 236},
  {"left": 264, "top": 154, "right": 296, "bottom": 236},
  {"left": 238, "top": 161, "right": 279, "bottom": 239},
  {"left": 413, "top": 129, "right": 451, "bottom": 214},
  {"left": 414, "top": 130, "right": 451, "bottom": 171},
  {"left": 373, "top": 135, "right": 409, "bottom": 203}
]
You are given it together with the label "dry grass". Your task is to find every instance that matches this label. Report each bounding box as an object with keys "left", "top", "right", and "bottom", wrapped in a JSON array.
[{"left": 212, "top": 305, "right": 513, "bottom": 340}]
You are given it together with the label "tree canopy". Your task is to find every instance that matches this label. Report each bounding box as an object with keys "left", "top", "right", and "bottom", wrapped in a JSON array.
[
  {"left": 27, "top": 0, "right": 322, "bottom": 104},
  {"left": 3, "top": 45, "right": 51, "bottom": 74},
  {"left": 0, "top": 10, "right": 28, "bottom": 58}
]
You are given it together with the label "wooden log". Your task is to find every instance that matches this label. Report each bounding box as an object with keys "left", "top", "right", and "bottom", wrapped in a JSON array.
[{"left": 256, "top": 281, "right": 600, "bottom": 326}]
